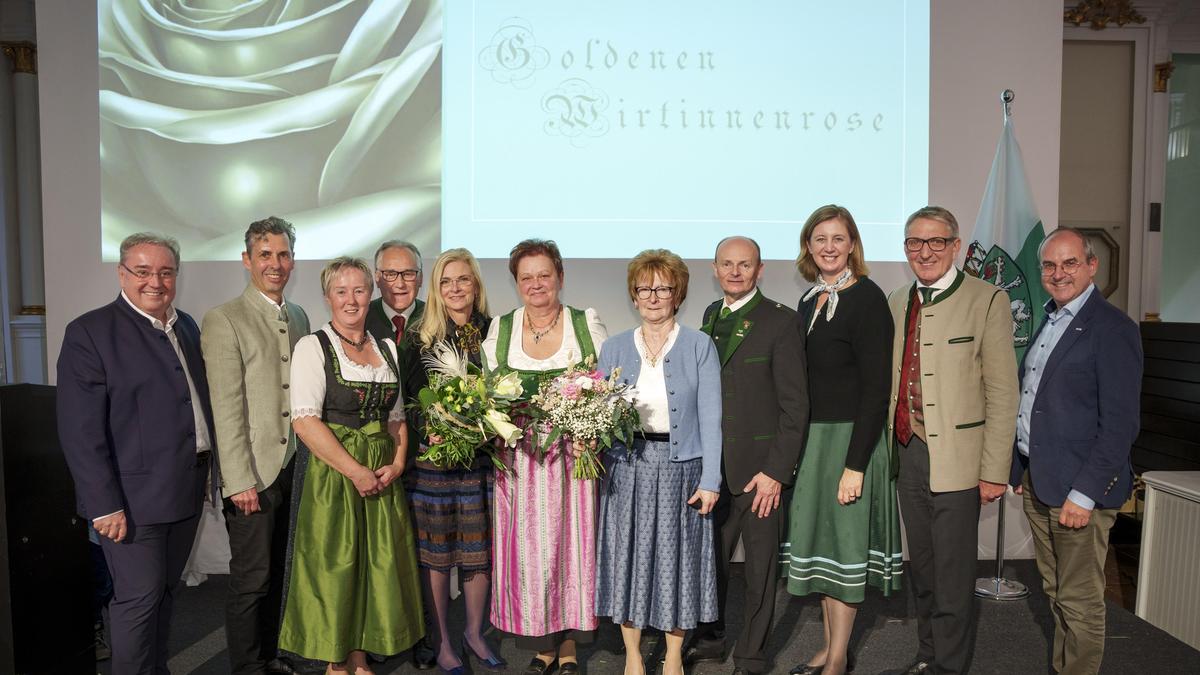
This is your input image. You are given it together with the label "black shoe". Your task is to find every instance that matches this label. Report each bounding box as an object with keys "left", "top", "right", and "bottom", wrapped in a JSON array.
[
  {"left": 524, "top": 657, "right": 558, "bottom": 675},
  {"left": 682, "top": 642, "right": 726, "bottom": 666},
  {"left": 412, "top": 636, "right": 438, "bottom": 670},
  {"left": 898, "top": 661, "right": 929, "bottom": 675},
  {"left": 462, "top": 632, "right": 507, "bottom": 671},
  {"left": 264, "top": 657, "right": 300, "bottom": 674},
  {"left": 558, "top": 661, "right": 580, "bottom": 674},
  {"left": 789, "top": 651, "right": 856, "bottom": 675}
]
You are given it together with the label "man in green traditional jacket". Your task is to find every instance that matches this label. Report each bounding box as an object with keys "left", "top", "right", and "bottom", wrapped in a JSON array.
[{"left": 687, "top": 236, "right": 809, "bottom": 675}]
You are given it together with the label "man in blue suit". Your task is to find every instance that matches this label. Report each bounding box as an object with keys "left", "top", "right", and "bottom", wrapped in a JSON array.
[
  {"left": 1009, "top": 227, "right": 1142, "bottom": 675},
  {"left": 58, "top": 233, "right": 218, "bottom": 674}
]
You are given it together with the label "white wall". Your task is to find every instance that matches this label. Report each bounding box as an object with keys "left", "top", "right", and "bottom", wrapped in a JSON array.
[
  {"left": 38, "top": 0, "right": 1062, "bottom": 556},
  {"left": 38, "top": 0, "right": 1063, "bottom": 366}
]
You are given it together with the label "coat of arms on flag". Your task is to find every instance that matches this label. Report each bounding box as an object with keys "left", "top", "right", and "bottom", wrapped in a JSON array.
[{"left": 965, "top": 113, "right": 1049, "bottom": 363}]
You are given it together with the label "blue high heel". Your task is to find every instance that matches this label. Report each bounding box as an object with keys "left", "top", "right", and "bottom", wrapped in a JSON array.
[{"left": 462, "top": 632, "right": 507, "bottom": 671}]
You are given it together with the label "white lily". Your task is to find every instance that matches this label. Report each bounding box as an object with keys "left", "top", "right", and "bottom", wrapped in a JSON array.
[{"left": 484, "top": 409, "right": 523, "bottom": 447}]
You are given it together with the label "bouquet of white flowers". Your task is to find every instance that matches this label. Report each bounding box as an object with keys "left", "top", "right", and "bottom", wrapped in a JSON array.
[
  {"left": 416, "top": 343, "right": 524, "bottom": 471},
  {"left": 527, "top": 356, "right": 640, "bottom": 479}
]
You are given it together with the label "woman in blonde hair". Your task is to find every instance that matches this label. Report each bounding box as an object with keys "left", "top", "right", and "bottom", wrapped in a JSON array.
[{"left": 404, "top": 249, "right": 505, "bottom": 672}]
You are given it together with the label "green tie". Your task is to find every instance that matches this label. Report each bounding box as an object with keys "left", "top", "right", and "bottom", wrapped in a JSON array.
[
  {"left": 919, "top": 287, "right": 934, "bottom": 304},
  {"left": 719, "top": 306, "right": 732, "bottom": 319}
]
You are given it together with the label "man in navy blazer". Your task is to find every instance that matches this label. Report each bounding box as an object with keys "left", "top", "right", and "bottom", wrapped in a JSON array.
[
  {"left": 58, "top": 233, "right": 218, "bottom": 674},
  {"left": 1009, "top": 227, "right": 1142, "bottom": 675}
]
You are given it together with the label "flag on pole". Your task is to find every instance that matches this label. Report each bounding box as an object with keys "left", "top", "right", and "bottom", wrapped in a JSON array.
[{"left": 964, "top": 116, "right": 1049, "bottom": 363}]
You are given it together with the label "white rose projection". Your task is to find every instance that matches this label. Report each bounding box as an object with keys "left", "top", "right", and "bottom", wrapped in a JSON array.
[{"left": 98, "top": 0, "right": 443, "bottom": 260}]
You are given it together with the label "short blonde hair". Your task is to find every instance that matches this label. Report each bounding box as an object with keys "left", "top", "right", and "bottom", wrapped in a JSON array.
[
  {"left": 627, "top": 249, "right": 690, "bottom": 312},
  {"left": 796, "top": 204, "right": 870, "bottom": 283},
  {"left": 319, "top": 257, "right": 373, "bottom": 295}
]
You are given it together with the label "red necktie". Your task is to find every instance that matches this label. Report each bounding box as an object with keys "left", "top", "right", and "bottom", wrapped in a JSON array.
[{"left": 392, "top": 314, "right": 406, "bottom": 343}]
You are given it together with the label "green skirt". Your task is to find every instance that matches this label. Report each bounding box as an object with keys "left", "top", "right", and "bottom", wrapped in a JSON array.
[
  {"left": 782, "top": 421, "right": 903, "bottom": 602},
  {"left": 278, "top": 420, "right": 424, "bottom": 662}
]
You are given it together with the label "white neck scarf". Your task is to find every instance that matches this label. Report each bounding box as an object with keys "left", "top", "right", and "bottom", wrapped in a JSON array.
[{"left": 800, "top": 268, "right": 853, "bottom": 332}]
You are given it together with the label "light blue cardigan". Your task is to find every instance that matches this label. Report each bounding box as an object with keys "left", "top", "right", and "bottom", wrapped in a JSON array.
[{"left": 598, "top": 325, "right": 723, "bottom": 492}]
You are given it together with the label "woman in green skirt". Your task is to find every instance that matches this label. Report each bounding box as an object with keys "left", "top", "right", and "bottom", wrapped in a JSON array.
[
  {"left": 280, "top": 257, "right": 424, "bottom": 674},
  {"left": 784, "top": 205, "right": 903, "bottom": 675}
]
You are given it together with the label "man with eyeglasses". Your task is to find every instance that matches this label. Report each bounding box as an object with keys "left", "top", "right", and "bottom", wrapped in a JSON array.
[
  {"left": 58, "top": 232, "right": 219, "bottom": 673},
  {"left": 201, "top": 216, "right": 310, "bottom": 675},
  {"left": 686, "top": 236, "right": 808, "bottom": 675},
  {"left": 1008, "top": 227, "right": 1141, "bottom": 675},
  {"left": 363, "top": 239, "right": 438, "bottom": 669},
  {"left": 885, "top": 206, "right": 1018, "bottom": 675}
]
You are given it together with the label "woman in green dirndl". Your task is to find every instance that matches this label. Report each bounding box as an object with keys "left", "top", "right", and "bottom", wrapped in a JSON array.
[
  {"left": 784, "top": 206, "right": 903, "bottom": 675},
  {"left": 279, "top": 257, "right": 424, "bottom": 674}
]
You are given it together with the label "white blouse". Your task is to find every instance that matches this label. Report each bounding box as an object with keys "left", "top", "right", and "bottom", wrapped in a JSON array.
[
  {"left": 289, "top": 324, "right": 406, "bottom": 422},
  {"left": 633, "top": 324, "right": 680, "bottom": 433},
  {"left": 482, "top": 306, "right": 608, "bottom": 372}
]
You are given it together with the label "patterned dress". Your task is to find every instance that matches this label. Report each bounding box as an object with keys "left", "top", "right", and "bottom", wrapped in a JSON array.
[
  {"left": 278, "top": 326, "right": 424, "bottom": 662},
  {"left": 481, "top": 306, "right": 606, "bottom": 639},
  {"left": 406, "top": 312, "right": 494, "bottom": 575}
]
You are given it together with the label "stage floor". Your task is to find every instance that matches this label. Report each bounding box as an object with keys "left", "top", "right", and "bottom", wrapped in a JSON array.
[{"left": 97, "top": 560, "right": 1200, "bottom": 674}]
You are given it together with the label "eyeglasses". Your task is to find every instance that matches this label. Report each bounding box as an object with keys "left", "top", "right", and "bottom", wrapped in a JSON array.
[
  {"left": 120, "top": 263, "right": 177, "bottom": 281},
  {"left": 635, "top": 286, "right": 675, "bottom": 300},
  {"left": 439, "top": 275, "right": 474, "bottom": 289},
  {"left": 379, "top": 268, "right": 420, "bottom": 282},
  {"left": 1040, "top": 259, "right": 1083, "bottom": 276},
  {"left": 904, "top": 236, "right": 957, "bottom": 253}
]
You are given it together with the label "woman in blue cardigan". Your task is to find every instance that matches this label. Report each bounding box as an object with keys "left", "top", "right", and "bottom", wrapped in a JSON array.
[{"left": 595, "top": 248, "right": 723, "bottom": 675}]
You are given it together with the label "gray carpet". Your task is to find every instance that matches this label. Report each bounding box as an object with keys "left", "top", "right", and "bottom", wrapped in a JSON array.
[{"left": 96, "top": 560, "right": 1200, "bottom": 674}]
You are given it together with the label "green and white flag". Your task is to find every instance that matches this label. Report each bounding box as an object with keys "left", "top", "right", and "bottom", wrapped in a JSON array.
[{"left": 965, "top": 117, "right": 1049, "bottom": 363}]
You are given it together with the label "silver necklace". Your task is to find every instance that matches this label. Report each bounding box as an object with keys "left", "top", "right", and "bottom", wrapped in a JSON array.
[{"left": 526, "top": 308, "right": 561, "bottom": 344}]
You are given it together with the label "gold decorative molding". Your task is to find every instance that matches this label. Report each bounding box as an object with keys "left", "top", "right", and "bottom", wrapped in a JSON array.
[
  {"left": 1143, "top": 312, "right": 1161, "bottom": 322},
  {"left": 1064, "top": 1, "right": 1146, "bottom": 30},
  {"left": 18, "top": 305, "right": 45, "bottom": 316},
  {"left": 1154, "top": 62, "right": 1175, "bottom": 93},
  {"left": 1, "top": 41, "right": 37, "bottom": 74}
]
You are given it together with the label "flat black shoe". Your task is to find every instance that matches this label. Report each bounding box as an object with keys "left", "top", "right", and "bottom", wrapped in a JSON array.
[
  {"left": 558, "top": 661, "right": 581, "bottom": 674},
  {"left": 412, "top": 636, "right": 438, "bottom": 670},
  {"left": 899, "top": 661, "right": 929, "bottom": 675},
  {"left": 265, "top": 657, "right": 300, "bottom": 674},
  {"left": 524, "top": 657, "right": 558, "bottom": 675},
  {"left": 791, "top": 650, "right": 855, "bottom": 675},
  {"left": 682, "top": 643, "right": 726, "bottom": 666}
]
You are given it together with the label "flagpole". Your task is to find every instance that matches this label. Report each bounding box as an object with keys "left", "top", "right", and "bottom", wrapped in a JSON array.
[{"left": 973, "top": 89, "right": 1032, "bottom": 602}]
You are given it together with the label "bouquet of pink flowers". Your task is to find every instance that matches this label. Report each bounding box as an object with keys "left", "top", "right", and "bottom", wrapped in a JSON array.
[{"left": 527, "top": 356, "right": 640, "bottom": 479}]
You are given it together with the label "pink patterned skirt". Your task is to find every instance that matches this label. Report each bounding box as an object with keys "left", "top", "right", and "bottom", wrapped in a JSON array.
[{"left": 490, "top": 437, "right": 599, "bottom": 637}]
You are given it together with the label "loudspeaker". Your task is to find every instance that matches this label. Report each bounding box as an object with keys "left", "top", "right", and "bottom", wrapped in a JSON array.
[{"left": 0, "top": 384, "right": 93, "bottom": 673}]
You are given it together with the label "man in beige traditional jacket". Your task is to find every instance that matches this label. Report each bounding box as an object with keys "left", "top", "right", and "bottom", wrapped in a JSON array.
[
  {"left": 886, "top": 206, "right": 1018, "bottom": 675},
  {"left": 202, "top": 217, "right": 310, "bottom": 675}
]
